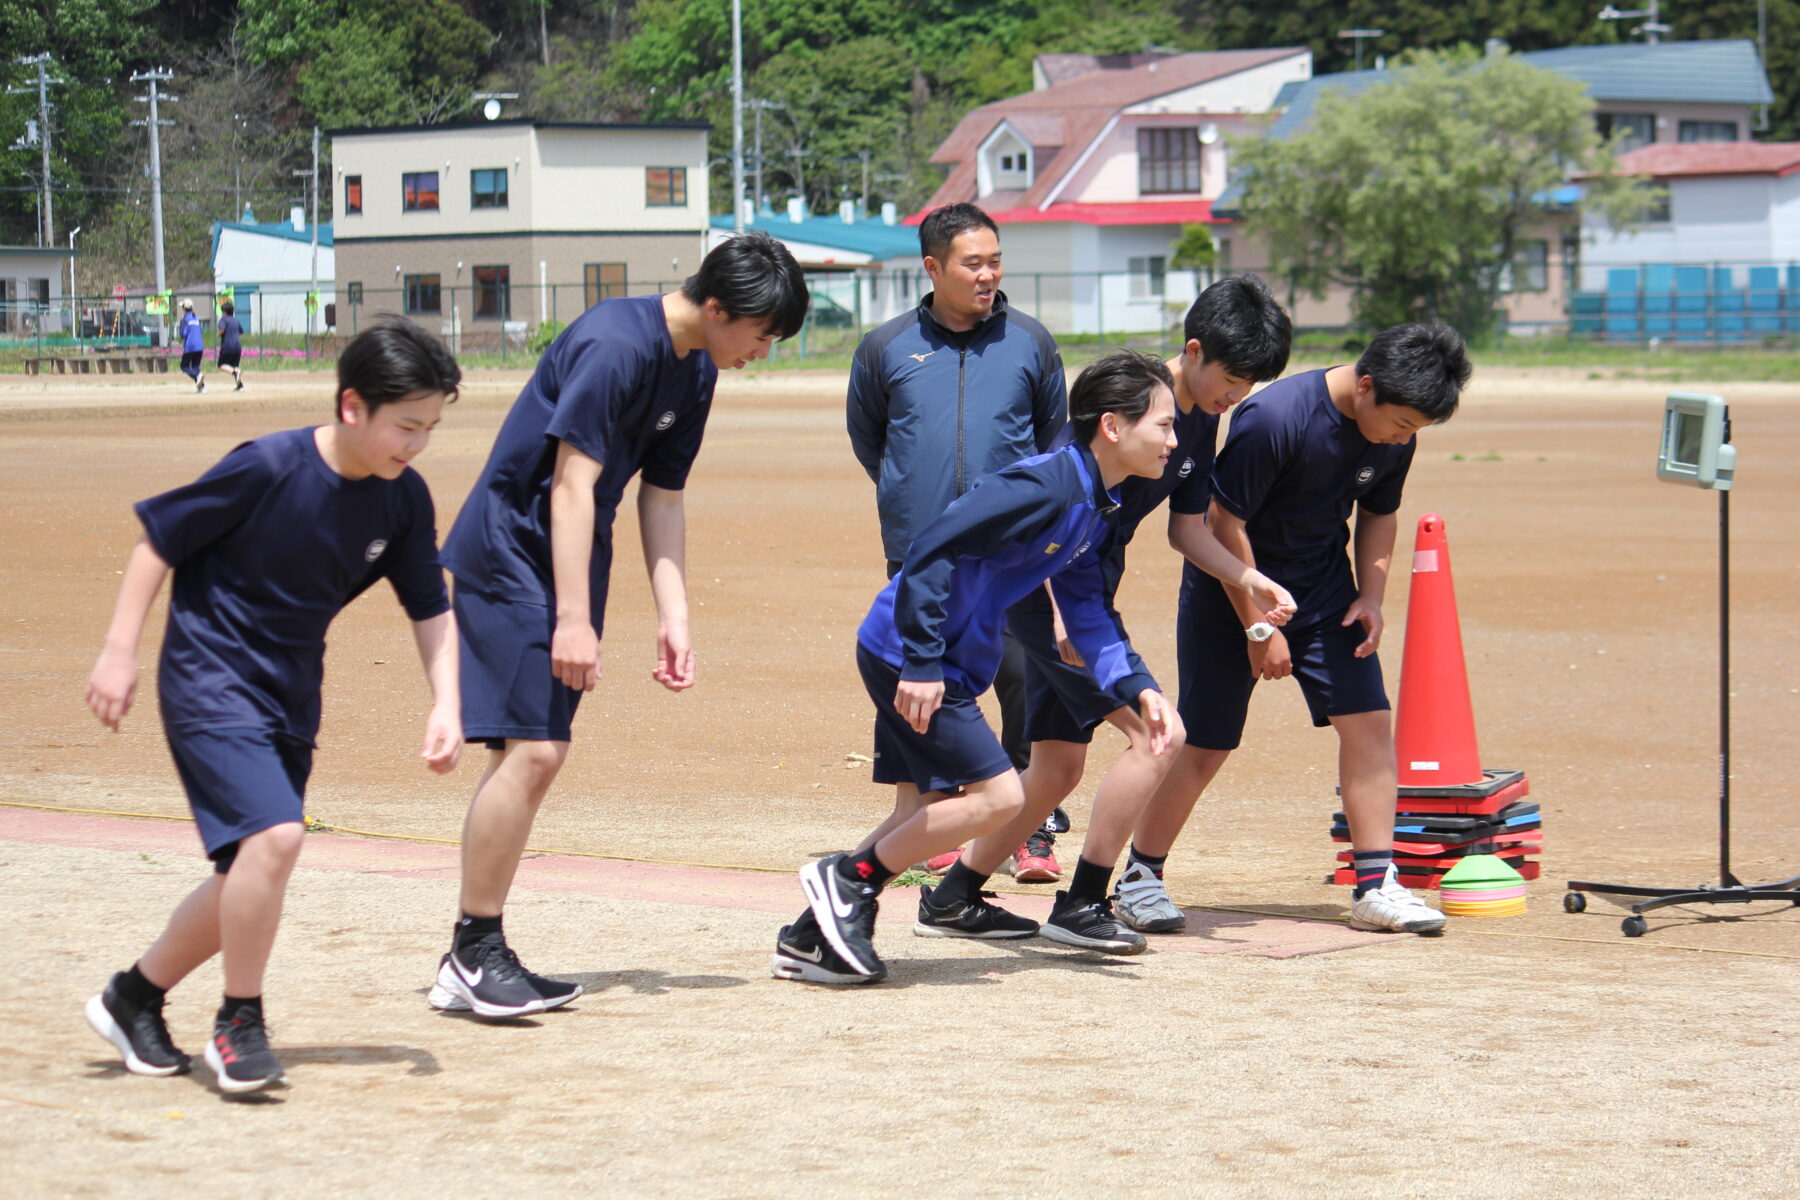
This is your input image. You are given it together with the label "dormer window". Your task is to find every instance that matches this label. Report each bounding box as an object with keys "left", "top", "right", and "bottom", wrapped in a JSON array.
[{"left": 978, "top": 124, "right": 1034, "bottom": 197}]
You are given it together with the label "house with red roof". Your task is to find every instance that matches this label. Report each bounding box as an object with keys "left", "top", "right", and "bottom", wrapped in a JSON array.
[{"left": 916, "top": 47, "right": 1313, "bottom": 333}]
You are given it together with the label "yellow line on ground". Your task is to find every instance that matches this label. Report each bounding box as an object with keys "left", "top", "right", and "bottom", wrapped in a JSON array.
[{"left": 6, "top": 800, "right": 1797, "bottom": 961}]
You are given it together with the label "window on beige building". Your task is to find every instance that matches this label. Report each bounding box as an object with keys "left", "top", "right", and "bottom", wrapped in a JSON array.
[
  {"left": 474, "top": 265, "right": 510, "bottom": 318},
  {"left": 403, "top": 172, "right": 440, "bottom": 212},
  {"left": 647, "top": 167, "right": 687, "bottom": 206},
  {"left": 585, "top": 263, "right": 627, "bottom": 308}
]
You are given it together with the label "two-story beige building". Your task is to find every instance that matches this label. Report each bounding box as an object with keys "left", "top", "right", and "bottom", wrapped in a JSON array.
[{"left": 329, "top": 119, "right": 710, "bottom": 338}]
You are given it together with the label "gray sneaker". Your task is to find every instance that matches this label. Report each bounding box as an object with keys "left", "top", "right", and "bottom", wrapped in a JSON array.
[{"left": 1112, "top": 862, "right": 1187, "bottom": 933}]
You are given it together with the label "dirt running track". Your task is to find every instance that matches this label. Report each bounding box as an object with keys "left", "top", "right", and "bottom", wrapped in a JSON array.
[{"left": 1, "top": 366, "right": 1797, "bottom": 1197}]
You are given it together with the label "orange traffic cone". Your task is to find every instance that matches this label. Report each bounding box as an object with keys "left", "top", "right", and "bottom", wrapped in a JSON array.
[{"left": 1393, "top": 513, "right": 1483, "bottom": 787}]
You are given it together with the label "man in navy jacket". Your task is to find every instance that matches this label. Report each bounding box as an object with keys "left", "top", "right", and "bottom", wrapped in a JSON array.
[{"left": 846, "top": 202, "right": 1066, "bottom": 795}]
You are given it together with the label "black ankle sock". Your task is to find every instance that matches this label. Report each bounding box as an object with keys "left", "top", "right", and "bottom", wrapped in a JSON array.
[
  {"left": 1127, "top": 846, "right": 1168, "bottom": 879},
  {"left": 935, "top": 860, "right": 991, "bottom": 905},
  {"left": 455, "top": 912, "right": 503, "bottom": 948},
  {"left": 218, "top": 994, "right": 262, "bottom": 1023},
  {"left": 1352, "top": 850, "right": 1394, "bottom": 898},
  {"left": 836, "top": 848, "right": 895, "bottom": 890},
  {"left": 116, "top": 963, "right": 167, "bottom": 1008},
  {"left": 1068, "top": 857, "right": 1113, "bottom": 904}
]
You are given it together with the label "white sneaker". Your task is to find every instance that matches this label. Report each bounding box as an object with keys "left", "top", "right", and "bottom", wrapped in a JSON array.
[
  {"left": 1348, "top": 867, "right": 1447, "bottom": 933},
  {"left": 1112, "top": 861, "right": 1186, "bottom": 933}
]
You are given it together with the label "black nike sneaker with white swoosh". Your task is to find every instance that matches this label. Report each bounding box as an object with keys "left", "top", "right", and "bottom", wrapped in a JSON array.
[
  {"left": 799, "top": 854, "right": 885, "bottom": 977},
  {"left": 431, "top": 933, "right": 563, "bottom": 1018},
  {"left": 770, "top": 918, "right": 886, "bottom": 985}
]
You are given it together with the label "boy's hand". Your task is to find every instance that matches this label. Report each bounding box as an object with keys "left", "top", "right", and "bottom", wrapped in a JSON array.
[
  {"left": 894, "top": 679, "right": 945, "bottom": 734},
  {"left": 1136, "top": 689, "right": 1173, "bottom": 757},
  {"left": 1052, "top": 610, "right": 1084, "bottom": 666},
  {"left": 1247, "top": 572, "right": 1298, "bottom": 627},
  {"left": 1342, "top": 597, "right": 1384, "bottom": 658},
  {"left": 421, "top": 704, "right": 462, "bottom": 773},
  {"left": 86, "top": 648, "right": 138, "bottom": 731},
  {"left": 652, "top": 623, "right": 696, "bottom": 692},
  {"left": 1249, "top": 629, "right": 1292, "bottom": 680},
  {"left": 551, "top": 618, "right": 602, "bottom": 691}
]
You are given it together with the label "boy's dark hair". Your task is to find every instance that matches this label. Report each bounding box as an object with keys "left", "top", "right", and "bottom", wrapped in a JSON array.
[
  {"left": 681, "top": 230, "right": 809, "bottom": 340},
  {"left": 220, "top": 299, "right": 235, "bottom": 316},
  {"left": 335, "top": 316, "right": 461, "bottom": 420},
  {"left": 1069, "top": 350, "right": 1175, "bottom": 444},
  {"left": 1355, "top": 320, "right": 1471, "bottom": 422},
  {"left": 919, "top": 203, "right": 1000, "bottom": 262},
  {"left": 1185, "top": 274, "right": 1291, "bottom": 381}
]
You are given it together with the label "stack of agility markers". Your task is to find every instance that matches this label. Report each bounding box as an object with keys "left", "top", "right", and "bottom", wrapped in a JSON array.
[
  {"left": 1329, "top": 768, "right": 1544, "bottom": 890},
  {"left": 1435, "top": 854, "right": 1530, "bottom": 917}
]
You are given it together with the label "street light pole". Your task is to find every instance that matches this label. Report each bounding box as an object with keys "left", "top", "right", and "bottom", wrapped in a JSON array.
[
  {"left": 130, "top": 69, "right": 176, "bottom": 297},
  {"left": 731, "top": 0, "right": 745, "bottom": 232}
]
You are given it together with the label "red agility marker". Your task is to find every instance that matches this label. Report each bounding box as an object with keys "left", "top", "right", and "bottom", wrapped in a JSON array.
[{"left": 1393, "top": 513, "right": 1483, "bottom": 787}]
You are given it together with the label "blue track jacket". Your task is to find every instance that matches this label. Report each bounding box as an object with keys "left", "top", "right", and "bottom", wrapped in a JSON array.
[
  {"left": 846, "top": 292, "right": 1066, "bottom": 565},
  {"left": 858, "top": 441, "right": 1156, "bottom": 705}
]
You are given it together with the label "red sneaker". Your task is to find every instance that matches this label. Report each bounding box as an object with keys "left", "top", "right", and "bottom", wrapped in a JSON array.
[
  {"left": 1011, "top": 829, "right": 1061, "bottom": 882},
  {"left": 923, "top": 847, "right": 964, "bottom": 874}
]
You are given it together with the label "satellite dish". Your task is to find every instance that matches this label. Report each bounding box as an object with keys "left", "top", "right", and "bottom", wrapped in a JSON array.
[
  {"left": 1198, "top": 123, "right": 1220, "bottom": 146},
  {"left": 483, "top": 98, "right": 502, "bottom": 121}
]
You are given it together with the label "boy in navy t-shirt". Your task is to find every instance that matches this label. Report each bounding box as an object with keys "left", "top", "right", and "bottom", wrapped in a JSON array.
[
  {"left": 431, "top": 231, "right": 808, "bottom": 1019},
  {"left": 774, "top": 352, "right": 1181, "bottom": 986},
  {"left": 83, "top": 318, "right": 464, "bottom": 1093},
  {"left": 1129, "top": 321, "right": 1471, "bottom": 934}
]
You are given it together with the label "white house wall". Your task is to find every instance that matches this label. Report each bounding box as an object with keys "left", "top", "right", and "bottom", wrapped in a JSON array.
[
  {"left": 334, "top": 125, "right": 534, "bottom": 241},
  {"left": 1063, "top": 114, "right": 1259, "bottom": 204},
  {"left": 532, "top": 128, "right": 707, "bottom": 232},
  {"left": 1122, "top": 55, "right": 1312, "bottom": 117},
  {"left": 214, "top": 229, "right": 336, "bottom": 334},
  {"left": 1580, "top": 175, "right": 1778, "bottom": 288},
  {"left": 1767, "top": 172, "right": 1800, "bottom": 258}
]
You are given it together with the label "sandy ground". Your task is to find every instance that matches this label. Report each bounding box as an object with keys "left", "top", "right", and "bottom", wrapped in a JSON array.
[{"left": 2, "top": 364, "right": 1798, "bottom": 1196}]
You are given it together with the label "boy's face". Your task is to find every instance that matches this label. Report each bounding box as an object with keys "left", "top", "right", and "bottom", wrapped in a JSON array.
[
  {"left": 1178, "top": 340, "right": 1256, "bottom": 415},
  {"left": 338, "top": 390, "right": 448, "bottom": 479},
  {"left": 702, "top": 301, "right": 778, "bottom": 369},
  {"left": 1107, "top": 383, "right": 1179, "bottom": 479},
  {"left": 1350, "top": 376, "right": 1430, "bottom": 445},
  {"left": 923, "top": 227, "right": 1003, "bottom": 324}
]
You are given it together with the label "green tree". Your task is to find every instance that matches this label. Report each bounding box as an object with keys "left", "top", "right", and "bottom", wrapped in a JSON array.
[
  {"left": 294, "top": 0, "right": 493, "bottom": 128},
  {"left": 1169, "top": 223, "right": 1216, "bottom": 271},
  {"left": 1233, "top": 46, "right": 1654, "bottom": 338}
]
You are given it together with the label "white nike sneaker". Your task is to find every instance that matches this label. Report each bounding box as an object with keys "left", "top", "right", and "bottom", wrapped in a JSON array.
[
  {"left": 1112, "top": 862, "right": 1187, "bottom": 933},
  {"left": 1348, "top": 867, "right": 1447, "bottom": 934}
]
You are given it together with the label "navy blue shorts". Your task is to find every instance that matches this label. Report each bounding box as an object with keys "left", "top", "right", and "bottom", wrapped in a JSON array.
[
  {"left": 1177, "top": 578, "right": 1388, "bottom": 751},
  {"left": 455, "top": 582, "right": 603, "bottom": 748},
  {"left": 164, "top": 725, "right": 312, "bottom": 872},
  {"left": 1008, "top": 588, "right": 1124, "bottom": 745},
  {"left": 856, "top": 642, "right": 1013, "bottom": 794}
]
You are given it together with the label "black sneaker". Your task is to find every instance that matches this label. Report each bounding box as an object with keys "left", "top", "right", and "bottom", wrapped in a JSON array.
[
  {"left": 771, "top": 921, "right": 887, "bottom": 985},
  {"left": 432, "top": 934, "right": 569, "bottom": 1018},
  {"left": 913, "top": 884, "right": 1039, "bottom": 939},
  {"left": 1041, "top": 891, "right": 1149, "bottom": 955},
  {"left": 799, "top": 854, "right": 885, "bottom": 977},
  {"left": 205, "top": 1005, "right": 286, "bottom": 1094},
  {"left": 428, "top": 951, "right": 582, "bottom": 1014},
  {"left": 84, "top": 974, "right": 190, "bottom": 1076}
]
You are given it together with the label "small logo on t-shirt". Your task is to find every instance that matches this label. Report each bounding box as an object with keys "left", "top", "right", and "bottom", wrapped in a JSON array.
[
  {"left": 364, "top": 539, "right": 388, "bottom": 562},
  {"left": 656, "top": 411, "right": 676, "bottom": 430},
  {"left": 1075, "top": 541, "right": 1091, "bottom": 556},
  {"left": 1044, "top": 542, "right": 1062, "bottom": 554},
  {"left": 1178, "top": 457, "right": 1194, "bottom": 478},
  {"left": 1355, "top": 466, "right": 1375, "bottom": 486},
  {"left": 908, "top": 351, "right": 936, "bottom": 363}
]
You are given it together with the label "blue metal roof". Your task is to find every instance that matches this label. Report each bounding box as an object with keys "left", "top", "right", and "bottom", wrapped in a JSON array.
[{"left": 708, "top": 213, "right": 917, "bottom": 261}]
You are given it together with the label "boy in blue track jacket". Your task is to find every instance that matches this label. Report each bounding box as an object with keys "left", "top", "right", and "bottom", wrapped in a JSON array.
[{"left": 775, "top": 352, "right": 1182, "bottom": 986}]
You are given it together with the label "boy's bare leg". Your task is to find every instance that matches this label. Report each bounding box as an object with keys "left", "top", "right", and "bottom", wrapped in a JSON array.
[
  {"left": 1073, "top": 706, "right": 1186, "bottom": 871},
  {"left": 1330, "top": 710, "right": 1396, "bottom": 854},
  {"left": 854, "top": 783, "right": 931, "bottom": 854},
  {"left": 135, "top": 874, "right": 225, "bottom": 989},
  {"left": 458, "top": 739, "right": 569, "bottom": 916},
  {"left": 963, "top": 740, "right": 1087, "bottom": 875},
  {"left": 1129, "top": 744, "right": 1234, "bottom": 859},
  {"left": 217, "top": 821, "right": 306, "bottom": 997},
  {"left": 870, "top": 771, "right": 1026, "bottom": 871}
]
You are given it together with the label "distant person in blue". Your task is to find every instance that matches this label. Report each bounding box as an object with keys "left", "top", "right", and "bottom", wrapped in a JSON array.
[
  {"left": 846, "top": 201, "right": 1067, "bottom": 874},
  {"left": 432, "top": 230, "right": 808, "bottom": 1019},
  {"left": 82, "top": 317, "right": 464, "bottom": 1094},
  {"left": 216, "top": 299, "right": 244, "bottom": 391},
  {"left": 177, "top": 298, "right": 206, "bottom": 393},
  {"left": 936, "top": 275, "right": 1298, "bottom": 950},
  {"left": 777, "top": 351, "right": 1182, "bottom": 986},
  {"left": 1130, "top": 321, "right": 1472, "bottom": 935}
]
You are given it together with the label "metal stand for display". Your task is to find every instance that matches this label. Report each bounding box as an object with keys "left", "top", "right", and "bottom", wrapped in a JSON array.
[{"left": 1565, "top": 404, "right": 1800, "bottom": 936}]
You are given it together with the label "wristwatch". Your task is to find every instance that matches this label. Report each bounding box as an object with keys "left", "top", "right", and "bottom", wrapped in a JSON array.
[{"left": 1245, "top": 622, "right": 1275, "bottom": 643}]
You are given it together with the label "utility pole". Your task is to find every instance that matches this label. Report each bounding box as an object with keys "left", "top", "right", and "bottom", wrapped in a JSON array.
[
  {"left": 293, "top": 126, "right": 319, "bottom": 360},
  {"left": 9, "top": 53, "right": 62, "bottom": 247},
  {"left": 1337, "top": 29, "right": 1384, "bottom": 73},
  {"left": 747, "top": 98, "right": 784, "bottom": 215},
  {"left": 130, "top": 69, "right": 176, "bottom": 296},
  {"left": 731, "top": 0, "right": 745, "bottom": 232}
]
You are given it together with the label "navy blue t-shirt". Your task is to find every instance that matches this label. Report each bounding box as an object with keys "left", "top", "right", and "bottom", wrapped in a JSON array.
[
  {"left": 441, "top": 295, "right": 716, "bottom": 608},
  {"left": 218, "top": 316, "right": 242, "bottom": 355},
  {"left": 135, "top": 427, "right": 450, "bottom": 744},
  {"left": 1206, "top": 368, "right": 1413, "bottom": 622}
]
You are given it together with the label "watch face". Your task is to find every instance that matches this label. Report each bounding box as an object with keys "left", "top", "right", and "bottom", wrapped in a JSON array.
[{"left": 1246, "top": 622, "right": 1274, "bottom": 642}]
